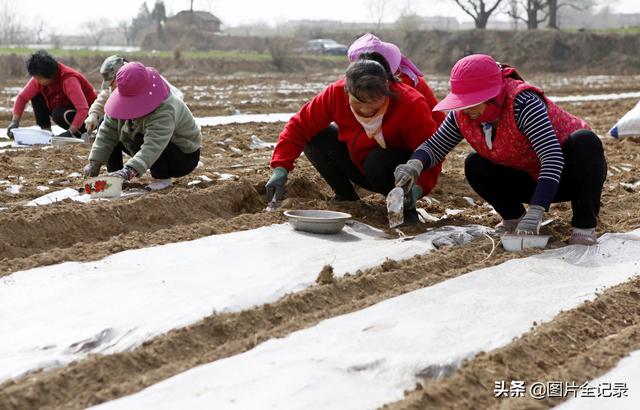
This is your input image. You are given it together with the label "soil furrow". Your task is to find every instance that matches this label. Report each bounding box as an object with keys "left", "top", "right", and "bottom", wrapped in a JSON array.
[
  {"left": 386, "top": 277, "right": 640, "bottom": 410},
  {"left": 0, "top": 237, "right": 526, "bottom": 410}
]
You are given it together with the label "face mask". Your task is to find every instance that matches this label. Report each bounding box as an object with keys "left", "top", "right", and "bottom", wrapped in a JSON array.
[
  {"left": 351, "top": 98, "right": 389, "bottom": 148},
  {"left": 473, "top": 100, "right": 502, "bottom": 123},
  {"left": 470, "top": 80, "right": 507, "bottom": 124}
]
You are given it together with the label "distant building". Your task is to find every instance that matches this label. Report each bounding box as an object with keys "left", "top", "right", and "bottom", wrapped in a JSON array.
[{"left": 168, "top": 10, "right": 222, "bottom": 32}]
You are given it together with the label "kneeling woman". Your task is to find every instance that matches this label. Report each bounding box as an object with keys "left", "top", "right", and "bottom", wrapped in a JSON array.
[
  {"left": 395, "top": 54, "right": 606, "bottom": 244},
  {"left": 266, "top": 58, "right": 442, "bottom": 221},
  {"left": 83, "top": 62, "right": 201, "bottom": 190}
]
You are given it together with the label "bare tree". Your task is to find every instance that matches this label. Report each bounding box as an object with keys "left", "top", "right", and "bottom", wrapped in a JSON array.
[
  {"left": 366, "top": 0, "right": 390, "bottom": 31},
  {"left": 0, "top": 3, "right": 27, "bottom": 45},
  {"left": 453, "top": 0, "right": 505, "bottom": 29},
  {"left": 151, "top": 1, "right": 167, "bottom": 38},
  {"left": 131, "top": 2, "right": 153, "bottom": 44},
  {"left": 503, "top": 0, "right": 521, "bottom": 29},
  {"left": 548, "top": 0, "right": 598, "bottom": 29},
  {"left": 118, "top": 19, "right": 134, "bottom": 46},
  {"left": 506, "top": 0, "right": 548, "bottom": 29},
  {"left": 84, "top": 19, "right": 110, "bottom": 47}
]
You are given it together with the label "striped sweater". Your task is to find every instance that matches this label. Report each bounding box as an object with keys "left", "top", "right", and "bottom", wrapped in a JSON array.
[{"left": 411, "top": 90, "right": 564, "bottom": 208}]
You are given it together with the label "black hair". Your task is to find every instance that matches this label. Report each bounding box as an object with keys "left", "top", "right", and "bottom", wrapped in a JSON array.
[
  {"left": 498, "top": 62, "right": 525, "bottom": 81},
  {"left": 345, "top": 59, "right": 395, "bottom": 103},
  {"left": 357, "top": 51, "right": 400, "bottom": 83},
  {"left": 26, "top": 50, "right": 59, "bottom": 79}
]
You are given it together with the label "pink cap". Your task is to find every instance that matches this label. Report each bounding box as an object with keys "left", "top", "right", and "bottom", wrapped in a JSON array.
[
  {"left": 433, "top": 54, "right": 503, "bottom": 112},
  {"left": 348, "top": 33, "right": 401, "bottom": 74},
  {"left": 105, "top": 62, "right": 170, "bottom": 120}
]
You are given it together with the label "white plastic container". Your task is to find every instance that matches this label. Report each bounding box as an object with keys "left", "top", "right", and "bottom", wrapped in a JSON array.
[
  {"left": 501, "top": 234, "right": 550, "bottom": 252},
  {"left": 12, "top": 128, "right": 52, "bottom": 145},
  {"left": 83, "top": 176, "right": 123, "bottom": 199}
]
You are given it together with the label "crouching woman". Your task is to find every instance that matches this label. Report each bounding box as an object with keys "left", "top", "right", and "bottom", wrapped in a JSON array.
[
  {"left": 83, "top": 62, "right": 201, "bottom": 191},
  {"left": 266, "top": 58, "right": 442, "bottom": 222},
  {"left": 395, "top": 54, "right": 607, "bottom": 244}
]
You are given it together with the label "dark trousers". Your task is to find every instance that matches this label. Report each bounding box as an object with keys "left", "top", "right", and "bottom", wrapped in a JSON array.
[
  {"left": 107, "top": 133, "right": 201, "bottom": 180},
  {"left": 32, "top": 93, "right": 87, "bottom": 134},
  {"left": 303, "top": 124, "right": 411, "bottom": 200},
  {"left": 464, "top": 130, "right": 607, "bottom": 229}
]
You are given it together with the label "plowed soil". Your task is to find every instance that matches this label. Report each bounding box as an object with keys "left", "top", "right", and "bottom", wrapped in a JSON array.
[{"left": 1, "top": 70, "right": 639, "bottom": 410}]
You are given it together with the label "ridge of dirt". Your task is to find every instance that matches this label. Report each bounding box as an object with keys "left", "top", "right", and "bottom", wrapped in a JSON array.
[
  {"left": 386, "top": 277, "right": 640, "bottom": 410},
  {"left": 0, "top": 180, "right": 263, "bottom": 262},
  {"left": 1, "top": 74, "right": 640, "bottom": 409},
  {"left": 0, "top": 236, "right": 529, "bottom": 410}
]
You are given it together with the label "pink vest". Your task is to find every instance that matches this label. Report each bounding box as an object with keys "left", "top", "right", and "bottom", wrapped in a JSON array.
[{"left": 455, "top": 78, "right": 590, "bottom": 179}]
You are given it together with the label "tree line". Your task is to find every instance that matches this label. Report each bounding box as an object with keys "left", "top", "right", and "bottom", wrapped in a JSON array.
[{"left": 453, "top": 0, "right": 600, "bottom": 30}]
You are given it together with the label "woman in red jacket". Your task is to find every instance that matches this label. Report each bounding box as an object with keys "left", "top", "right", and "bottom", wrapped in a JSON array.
[
  {"left": 6, "top": 50, "right": 97, "bottom": 139},
  {"left": 347, "top": 33, "right": 445, "bottom": 128},
  {"left": 266, "top": 58, "right": 441, "bottom": 223}
]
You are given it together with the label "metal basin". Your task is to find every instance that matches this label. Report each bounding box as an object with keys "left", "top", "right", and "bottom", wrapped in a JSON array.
[{"left": 284, "top": 210, "right": 352, "bottom": 234}]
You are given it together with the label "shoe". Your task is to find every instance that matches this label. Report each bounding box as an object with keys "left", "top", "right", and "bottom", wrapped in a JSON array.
[
  {"left": 146, "top": 178, "right": 173, "bottom": 191},
  {"left": 569, "top": 228, "right": 597, "bottom": 245},
  {"left": 494, "top": 218, "right": 521, "bottom": 234}
]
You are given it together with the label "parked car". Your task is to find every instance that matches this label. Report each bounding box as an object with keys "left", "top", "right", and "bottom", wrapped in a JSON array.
[{"left": 301, "top": 39, "right": 348, "bottom": 55}]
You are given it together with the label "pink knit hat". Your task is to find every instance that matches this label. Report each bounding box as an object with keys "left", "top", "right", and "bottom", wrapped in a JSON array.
[
  {"left": 434, "top": 54, "right": 503, "bottom": 112},
  {"left": 105, "top": 62, "right": 170, "bottom": 120},
  {"left": 348, "top": 33, "right": 402, "bottom": 74}
]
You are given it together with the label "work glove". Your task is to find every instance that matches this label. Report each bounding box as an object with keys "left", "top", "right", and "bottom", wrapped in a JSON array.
[
  {"left": 7, "top": 119, "right": 20, "bottom": 139},
  {"left": 394, "top": 159, "right": 423, "bottom": 193},
  {"left": 265, "top": 167, "right": 288, "bottom": 202},
  {"left": 515, "top": 205, "right": 545, "bottom": 235},
  {"left": 85, "top": 114, "right": 99, "bottom": 134},
  {"left": 83, "top": 160, "right": 102, "bottom": 178},
  {"left": 109, "top": 166, "right": 137, "bottom": 181}
]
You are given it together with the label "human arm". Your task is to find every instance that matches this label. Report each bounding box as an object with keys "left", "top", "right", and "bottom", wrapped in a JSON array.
[
  {"left": 6, "top": 115, "right": 21, "bottom": 138},
  {"left": 88, "top": 114, "right": 121, "bottom": 164},
  {"left": 85, "top": 88, "right": 110, "bottom": 133},
  {"left": 12, "top": 78, "right": 39, "bottom": 118},
  {"left": 62, "top": 76, "right": 90, "bottom": 133},
  {"left": 514, "top": 90, "right": 565, "bottom": 211},
  {"left": 269, "top": 84, "right": 337, "bottom": 172},
  {"left": 125, "top": 111, "right": 175, "bottom": 176}
]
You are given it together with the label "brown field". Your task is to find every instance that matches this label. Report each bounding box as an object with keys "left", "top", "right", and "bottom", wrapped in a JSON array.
[{"left": 0, "top": 69, "right": 639, "bottom": 409}]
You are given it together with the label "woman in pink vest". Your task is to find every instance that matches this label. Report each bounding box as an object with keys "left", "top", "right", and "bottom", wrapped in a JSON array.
[
  {"left": 6, "top": 50, "right": 97, "bottom": 139},
  {"left": 394, "top": 54, "right": 607, "bottom": 245}
]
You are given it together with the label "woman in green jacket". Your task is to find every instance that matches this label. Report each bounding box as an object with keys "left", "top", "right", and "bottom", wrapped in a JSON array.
[{"left": 83, "top": 62, "right": 201, "bottom": 190}]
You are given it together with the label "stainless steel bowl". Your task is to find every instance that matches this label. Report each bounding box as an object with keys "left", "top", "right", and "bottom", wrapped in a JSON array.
[{"left": 284, "top": 210, "right": 352, "bottom": 234}]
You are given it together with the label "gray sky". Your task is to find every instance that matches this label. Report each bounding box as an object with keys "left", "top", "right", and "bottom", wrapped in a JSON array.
[{"left": 7, "top": 0, "right": 640, "bottom": 35}]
